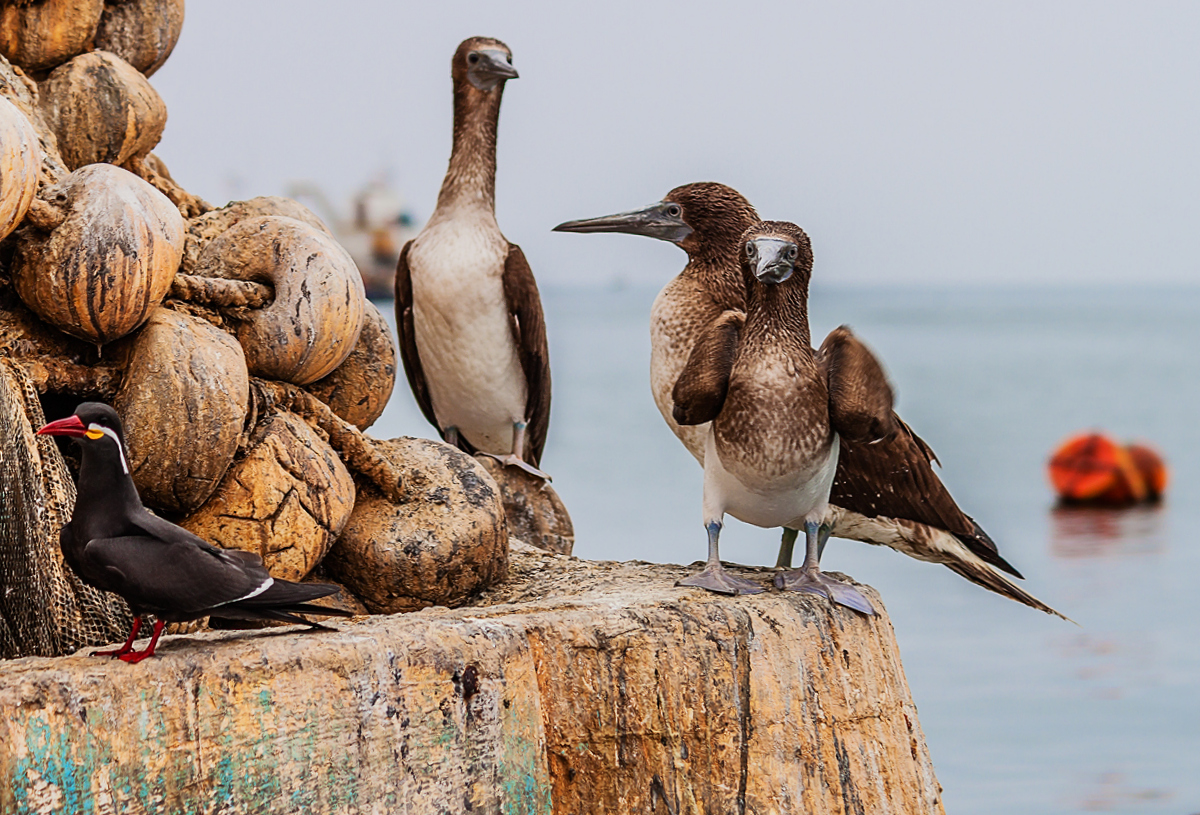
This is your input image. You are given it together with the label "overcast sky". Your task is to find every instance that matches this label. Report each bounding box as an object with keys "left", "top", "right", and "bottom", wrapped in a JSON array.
[{"left": 150, "top": 1, "right": 1200, "bottom": 287}]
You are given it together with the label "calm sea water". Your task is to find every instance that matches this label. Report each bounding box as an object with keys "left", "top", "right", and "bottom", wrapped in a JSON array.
[{"left": 373, "top": 284, "right": 1200, "bottom": 815}]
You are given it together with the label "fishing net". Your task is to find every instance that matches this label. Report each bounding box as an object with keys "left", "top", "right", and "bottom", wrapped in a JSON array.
[{"left": 0, "top": 359, "right": 131, "bottom": 659}]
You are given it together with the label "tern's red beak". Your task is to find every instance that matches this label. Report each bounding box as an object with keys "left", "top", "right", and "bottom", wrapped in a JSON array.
[{"left": 36, "top": 415, "right": 88, "bottom": 437}]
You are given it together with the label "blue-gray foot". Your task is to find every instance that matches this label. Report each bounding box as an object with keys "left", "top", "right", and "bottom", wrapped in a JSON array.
[
  {"left": 774, "top": 567, "right": 875, "bottom": 615},
  {"left": 677, "top": 564, "right": 765, "bottom": 595},
  {"left": 481, "top": 452, "right": 551, "bottom": 481}
]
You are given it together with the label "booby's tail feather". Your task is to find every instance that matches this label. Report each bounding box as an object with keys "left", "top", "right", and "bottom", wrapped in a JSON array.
[
  {"left": 941, "top": 560, "right": 1071, "bottom": 622},
  {"left": 827, "top": 507, "right": 1070, "bottom": 621}
]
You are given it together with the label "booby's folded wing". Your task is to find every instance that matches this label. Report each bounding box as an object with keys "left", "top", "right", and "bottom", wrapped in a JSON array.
[
  {"left": 502, "top": 243, "right": 551, "bottom": 467},
  {"left": 819, "top": 326, "right": 898, "bottom": 444},
  {"left": 832, "top": 420, "right": 1023, "bottom": 578},
  {"left": 82, "top": 534, "right": 276, "bottom": 616},
  {"left": 394, "top": 241, "right": 441, "bottom": 433},
  {"left": 672, "top": 309, "right": 744, "bottom": 426}
]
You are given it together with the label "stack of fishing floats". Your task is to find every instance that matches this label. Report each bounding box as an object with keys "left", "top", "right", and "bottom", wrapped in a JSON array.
[{"left": 0, "top": 1, "right": 514, "bottom": 637}]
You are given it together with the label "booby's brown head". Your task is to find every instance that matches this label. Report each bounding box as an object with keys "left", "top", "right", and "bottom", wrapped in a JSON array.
[
  {"left": 663, "top": 183, "right": 758, "bottom": 258},
  {"left": 452, "top": 37, "right": 518, "bottom": 92},
  {"left": 553, "top": 182, "right": 758, "bottom": 263},
  {"left": 740, "top": 221, "right": 813, "bottom": 286}
]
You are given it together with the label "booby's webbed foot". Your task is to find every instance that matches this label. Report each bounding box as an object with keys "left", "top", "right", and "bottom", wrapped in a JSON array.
[
  {"left": 775, "top": 568, "right": 875, "bottom": 615},
  {"left": 481, "top": 452, "right": 551, "bottom": 481},
  {"left": 677, "top": 564, "right": 764, "bottom": 596}
]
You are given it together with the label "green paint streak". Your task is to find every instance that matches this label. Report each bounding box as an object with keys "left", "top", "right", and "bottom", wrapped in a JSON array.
[
  {"left": 498, "top": 689, "right": 553, "bottom": 815},
  {"left": 9, "top": 717, "right": 96, "bottom": 815},
  {"left": 3, "top": 647, "right": 556, "bottom": 814}
]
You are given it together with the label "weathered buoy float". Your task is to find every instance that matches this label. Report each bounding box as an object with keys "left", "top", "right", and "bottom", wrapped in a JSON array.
[{"left": 1048, "top": 431, "right": 1168, "bottom": 506}]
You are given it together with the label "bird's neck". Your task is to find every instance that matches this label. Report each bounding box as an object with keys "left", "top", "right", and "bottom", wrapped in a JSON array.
[
  {"left": 71, "top": 447, "right": 143, "bottom": 534},
  {"left": 744, "top": 278, "right": 813, "bottom": 353},
  {"left": 432, "top": 83, "right": 504, "bottom": 218},
  {"left": 682, "top": 220, "right": 757, "bottom": 311},
  {"left": 684, "top": 253, "right": 746, "bottom": 313}
]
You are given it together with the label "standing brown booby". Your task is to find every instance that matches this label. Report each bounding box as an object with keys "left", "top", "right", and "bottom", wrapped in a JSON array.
[
  {"left": 555, "top": 185, "right": 1064, "bottom": 617},
  {"left": 37, "top": 403, "right": 352, "bottom": 662},
  {"left": 672, "top": 221, "right": 883, "bottom": 610},
  {"left": 396, "top": 37, "right": 550, "bottom": 477}
]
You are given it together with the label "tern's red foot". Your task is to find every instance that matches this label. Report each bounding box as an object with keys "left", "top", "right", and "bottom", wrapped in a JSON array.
[
  {"left": 92, "top": 617, "right": 142, "bottom": 657},
  {"left": 116, "top": 620, "right": 165, "bottom": 663}
]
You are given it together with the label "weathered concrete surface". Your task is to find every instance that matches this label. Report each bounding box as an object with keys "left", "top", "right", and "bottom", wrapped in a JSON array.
[{"left": 0, "top": 543, "right": 944, "bottom": 815}]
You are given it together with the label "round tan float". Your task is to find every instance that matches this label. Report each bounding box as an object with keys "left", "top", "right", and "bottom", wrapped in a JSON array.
[
  {"left": 192, "top": 216, "right": 366, "bottom": 385},
  {"left": 94, "top": 0, "right": 185, "bottom": 78},
  {"left": 180, "top": 196, "right": 330, "bottom": 274},
  {"left": 325, "top": 437, "right": 509, "bottom": 614},
  {"left": 306, "top": 301, "right": 397, "bottom": 431},
  {"left": 0, "top": 0, "right": 104, "bottom": 73},
  {"left": 181, "top": 410, "right": 356, "bottom": 583},
  {"left": 478, "top": 457, "right": 575, "bottom": 555},
  {"left": 114, "top": 308, "right": 250, "bottom": 514},
  {"left": 0, "top": 96, "right": 39, "bottom": 241},
  {"left": 39, "top": 50, "right": 167, "bottom": 170},
  {"left": 11, "top": 163, "right": 184, "bottom": 345}
]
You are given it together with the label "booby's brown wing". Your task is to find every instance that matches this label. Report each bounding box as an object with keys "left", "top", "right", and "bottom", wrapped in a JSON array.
[
  {"left": 819, "top": 326, "right": 898, "bottom": 443},
  {"left": 502, "top": 244, "right": 551, "bottom": 466},
  {"left": 394, "top": 240, "right": 441, "bottom": 434},
  {"left": 671, "top": 310, "right": 744, "bottom": 426},
  {"left": 831, "top": 420, "right": 1022, "bottom": 578}
]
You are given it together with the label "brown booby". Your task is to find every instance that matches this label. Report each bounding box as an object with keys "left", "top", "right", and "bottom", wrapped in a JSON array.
[
  {"left": 37, "top": 403, "right": 352, "bottom": 662},
  {"left": 672, "top": 221, "right": 886, "bottom": 611},
  {"left": 395, "top": 37, "right": 551, "bottom": 478},
  {"left": 555, "top": 185, "right": 1065, "bottom": 617}
]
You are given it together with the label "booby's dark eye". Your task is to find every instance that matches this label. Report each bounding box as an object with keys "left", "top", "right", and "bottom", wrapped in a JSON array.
[
  {"left": 506, "top": 54, "right": 513, "bottom": 64},
  {"left": 468, "top": 53, "right": 480, "bottom": 65},
  {"left": 785, "top": 246, "right": 798, "bottom": 260},
  {"left": 665, "top": 204, "right": 681, "bottom": 218},
  {"left": 745, "top": 242, "right": 756, "bottom": 257}
]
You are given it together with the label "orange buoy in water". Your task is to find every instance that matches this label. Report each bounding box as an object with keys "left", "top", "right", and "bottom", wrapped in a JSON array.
[
  {"left": 1048, "top": 432, "right": 1166, "bottom": 506},
  {"left": 1126, "top": 442, "right": 1169, "bottom": 502}
]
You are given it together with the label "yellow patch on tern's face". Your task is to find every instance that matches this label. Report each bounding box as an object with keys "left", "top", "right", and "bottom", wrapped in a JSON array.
[{"left": 85, "top": 426, "right": 105, "bottom": 440}]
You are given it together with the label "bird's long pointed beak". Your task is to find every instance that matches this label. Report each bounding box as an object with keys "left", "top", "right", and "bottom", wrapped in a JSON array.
[
  {"left": 36, "top": 415, "right": 88, "bottom": 437},
  {"left": 553, "top": 203, "right": 693, "bottom": 244}
]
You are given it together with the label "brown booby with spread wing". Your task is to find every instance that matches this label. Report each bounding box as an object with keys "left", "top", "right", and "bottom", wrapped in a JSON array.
[
  {"left": 555, "top": 185, "right": 1065, "bottom": 617},
  {"left": 396, "top": 37, "right": 550, "bottom": 478},
  {"left": 671, "top": 221, "right": 882, "bottom": 610},
  {"left": 37, "top": 403, "right": 352, "bottom": 662}
]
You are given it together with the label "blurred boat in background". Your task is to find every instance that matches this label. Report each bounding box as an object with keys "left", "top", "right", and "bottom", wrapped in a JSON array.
[{"left": 289, "top": 175, "right": 419, "bottom": 298}]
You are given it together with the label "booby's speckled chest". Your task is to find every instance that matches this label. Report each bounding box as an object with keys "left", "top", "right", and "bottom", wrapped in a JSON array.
[{"left": 650, "top": 272, "right": 740, "bottom": 463}]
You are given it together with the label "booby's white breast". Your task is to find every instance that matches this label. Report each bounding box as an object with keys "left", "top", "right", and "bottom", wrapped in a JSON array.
[
  {"left": 407, "top": 213, "right": 527, "bottom": 455},
  {"left": 702, "top": 429, "right": 840, "bottom": 530}
]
